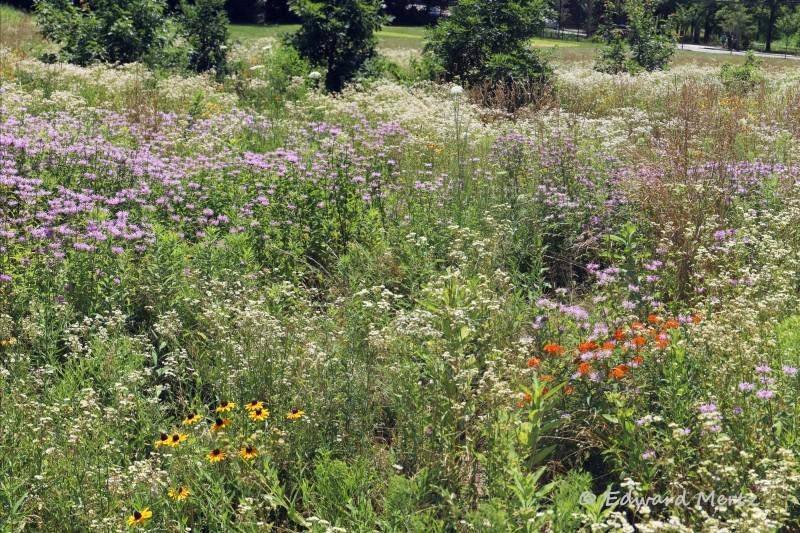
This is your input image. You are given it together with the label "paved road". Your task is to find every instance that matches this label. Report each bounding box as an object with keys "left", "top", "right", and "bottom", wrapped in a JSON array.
[{"left": 676, "top": 43, "right": 799, "bottom": 60}]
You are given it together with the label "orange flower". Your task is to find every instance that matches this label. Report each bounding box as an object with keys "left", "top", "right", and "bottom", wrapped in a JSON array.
[
  {"left": 563, "top": 385, "right": 574, "bottom": 394},
  {"left": 602, "top": 341, "right": 616, "bottom": 350},
  {"left": 543, "top": 343, "right": 565, "bottom": 355},
  {"left": 632, "top": 322, "right": 645, "bottom": 331},
  {"left": 577, "top": 362, "right": 593, "bottom": 374},
  {"left": 632, "top": 336, "right": 647, "bottom": 349},
  {"left": 648, "top": 315, "right": 662, "bottom": 325},
  {"left": 691, "top": 314, "right": 702, "bottom": 324},
  {"left": 610, "top": 365, "right": 629, "bottom": 379},
  {"left": 656, "top": 338, "right": 669, "bottom": 349},
  {"left": 528, "top": 357, "right": 542, "bottom": 368},
  {"left": 522, "top": 393, "right": 532, "bottom": 403},
  {"left": 539, "top": 374, "right": 555, "bottom": 382},
  {"left": 542, "top": 388, "right": 549, "bottom": 395},
  {"left": 578, "top": 341, "right": 598, "bottom": 353},
  {"left": 614, "top": 329, "right": 627, "bottom": 341},
  {"left": 664, "top": 319, "right": 679, "bottom": 330},
  {"left": 632, "top": 356, "right": 644, "bottom": 365}
]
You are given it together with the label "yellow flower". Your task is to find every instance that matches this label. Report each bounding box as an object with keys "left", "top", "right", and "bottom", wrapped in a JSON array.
[
  {"left": 0, "top": 337, "right": 15, "bottom": 347},
  {"left": 127, "top": 508, "right": 152, "bottom": 527},
  {"left": 244, "top": 400, "right": 263, "bottom": 411},
  {"left": 155, "top": 433, "right": 170, "bottom": 448},
  {"left": 164, "top": 433, "right": 188, "bottom": 448},
  {"left": 249, "top": 408, "right": 269, "bottom": 422},
  {"left": 239, "top": 446, "right": 258, "bottom": 460},
  {"left": 211, "top": 418, "right": 231, "bottom": 432},
  {"left": 168, "top": 486, "right": 190, "bottom": 501},
  {"left": 206, "top": 448, "right": 226, "bottom": 463},
  {"left": 215, "top": 401, "right": 235, "bottom": 413},
  {"left": 286, "top": 409, "right": 305, "bottom": 421},
  {"left": 182, "top": 413, "right": 201, "bottom": 425}
]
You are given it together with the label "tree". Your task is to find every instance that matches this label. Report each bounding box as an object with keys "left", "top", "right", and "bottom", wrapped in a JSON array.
[
  {"left": 424, "top": 0, "right": 552, "bottom": 86},
  {"left": 287, "top": 0, "right": 387, "bottom": 92},
  {"left": 626, "top": 0, "right": 674, "bottom": 71},
  {"left": 180, "top": 0, "right": 230, "bottom": 77},
  {"left": 776, "top": 7, "right": 800, "bottom": 56},
  {"left": 596, "top": 0, "right": 674, "bottom": 73},
  {"left": 34, "top": 0, "right": 171, "bottom": 65}
]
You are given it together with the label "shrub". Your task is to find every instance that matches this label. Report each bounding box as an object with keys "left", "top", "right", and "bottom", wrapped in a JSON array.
[
  {"left": 179, "top": 0, "right": 230, "bottom": 77},
  {"left": 425, "top": 0, "right": 552, "bottom": 90},
  {"left": 719, "top": 50, "right": 764, "bottom": 93},
  {"left": 287, "top": 0, "right": 387, "bottom": 92},
  {"left": 34, "top": 0, "right": 171, "bottom": 66}
]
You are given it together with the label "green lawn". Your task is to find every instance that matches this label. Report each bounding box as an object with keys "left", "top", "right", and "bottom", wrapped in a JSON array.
[{"left": 229, "top": 23, "right": 592, "bottom": 52}]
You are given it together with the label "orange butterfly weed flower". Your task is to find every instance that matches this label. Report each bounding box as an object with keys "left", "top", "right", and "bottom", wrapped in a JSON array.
[
  {"left": 542, "top": 388, "right": 549, "bottom": 395},
  {"left": 543, "top": 343, "right": 565, "bottom": 355},
  {"left": 602, "top": 341, "right": 616, "bottom": 350},
  {"left": 632, "top": 322, "right": 645, "bottom": 331},
  {"left": 563, "top": 385, "right": 574, "bottom": 394},
  {"left": 614, "top": 329, "right": 627, "bottom": 341},
  {"left": 664, "top": 319, "right": 679, "bottom": 330},
  {"left": 528, "top": 357, "right": 542, "bottom": 368},
  {"left": 648, "top": 315, "right": 662, "bottom": 325},
  {"left": 632, "top": 336, "right": 647, "bottom": 349},
  {"left": 632, "top": 356, "right": 644, "bottom": 365},
  {"left": 523, "top": 393, "right": 532, "bottom": 403},
  {"left": 578, "top": 341, "right": 598, "bottom": 353},
  {"left": 539, "top": 374, "right": 555, "bottom": 382},
  {"left": 577, "top": 362, "right": 593, "bottom": 374},
  {"left": 691, "top": 315, "right": 702, "bottom": 324},
  {"left": 610, "top": 365, "right": 629, "bottom": 379}
]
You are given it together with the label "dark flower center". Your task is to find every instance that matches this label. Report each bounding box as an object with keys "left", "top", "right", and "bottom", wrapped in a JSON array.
[
  {"left": 215, "top": 418, "right": 223, "bottom": 426},
  {"left": 171, "top": 434, "right": 180, "bottom": 442},
  {"left": 220, "top": 401, "right": 228, "bottom": 407},
  {"left": 246, "top": 447, "right": 254, "bottom": 454},
  {"left": 291, "top": 409, "right": 299, "bottom": 414},
  {"left": 255, "top": 409, "right": 262, "bottom": 416},
  {"left": 212, "top": 448, "right": 220, "bottom": 455},
  {"left": 160, "top": 433, "right": 168, "bottom": 441},
  {"left": 187, "top": 413, "right": 195, "bottom": 419},
  {"left": 133, "top": 511, "right": 142, "bottom": 520}
]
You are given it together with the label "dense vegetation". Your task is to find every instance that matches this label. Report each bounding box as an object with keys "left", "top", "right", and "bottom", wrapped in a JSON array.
[{"left": 3, "top": 2, "right": 800, "bottom": 531}]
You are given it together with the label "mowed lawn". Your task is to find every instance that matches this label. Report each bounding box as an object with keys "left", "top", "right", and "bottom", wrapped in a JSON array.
[{"left": 230, "top": 23, "right": 594, "bottom": 52}]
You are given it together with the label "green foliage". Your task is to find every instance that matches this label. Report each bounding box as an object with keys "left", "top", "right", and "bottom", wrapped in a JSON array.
[
  {"left": 719, "top": 51, "right": 763, "bottom": 93},
  {"left": 424, "top": 0, "right": 552, "bottom": 88},
  {"left": 179, "top": 0, "right": 230, "bottom": 77},
  {"left": 34, "top": 0, "right": 171, "bottom": 66},
  {"left": 286, "top": 0, "right": 387, "bottom": 92},
  {"left": 596, "top": 0, "right": 674, "bottom": 74}
]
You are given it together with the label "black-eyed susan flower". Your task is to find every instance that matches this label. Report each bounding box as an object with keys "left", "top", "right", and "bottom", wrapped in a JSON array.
[
  {"left": 164, "top": 433, "right": 188, "bottom": 447},
  {"left": 239, "top": 446, "right": 258, "bottom": 460},
  {"left": 249, "top": 408, "right": 269, "bottom": 422},
  {"left": 168, "top": 486, "right": 190, "bottom": 501},
  {"left": 127, "top": 508, "right": 152, "bottom": 527},
  {"left": 215, "top": 401, "right": 235, "bottom": 413},
  {"left": 286, "top": 409, "right": 305, "bottom": 421},
  {"left": 211, "top": 418, "right": 231, "bottom": 432},
  {"left": 155, "top": 433, "right": 170, "bottom": 448},
  {"left": 245, "top": 400, "right": 263, "bottom": 411},
  {"left": 206, "top": 448, "right": 226, "bottom": 462},
  {"left": 182, "top": 413, "right": 201, "bottom": 426}
]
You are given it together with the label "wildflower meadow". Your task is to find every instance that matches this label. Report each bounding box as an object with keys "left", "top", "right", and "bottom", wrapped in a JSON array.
[{"left": 3, "top": 2, "right": 800, "bottom": 531}]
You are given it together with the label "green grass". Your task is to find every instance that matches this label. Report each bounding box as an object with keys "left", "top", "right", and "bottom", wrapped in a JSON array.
[{"left": 229, "top": 23, "right": 590, "bottom": 52}]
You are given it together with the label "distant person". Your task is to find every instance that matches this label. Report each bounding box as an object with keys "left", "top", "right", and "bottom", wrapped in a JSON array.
[{"left": 721, "top": 33, "right": 727, "bottom": 49}]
